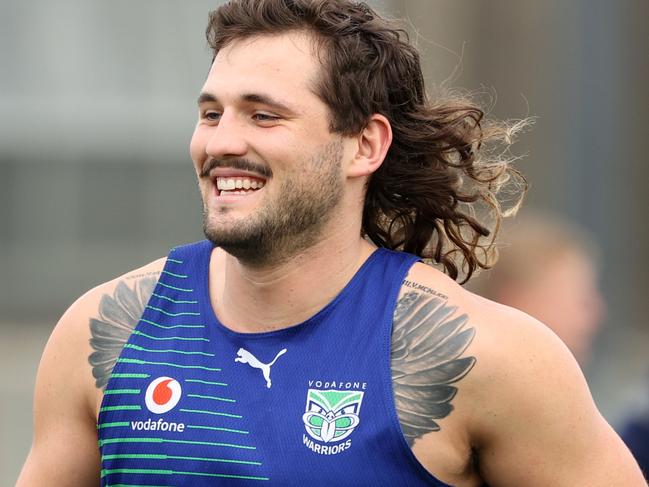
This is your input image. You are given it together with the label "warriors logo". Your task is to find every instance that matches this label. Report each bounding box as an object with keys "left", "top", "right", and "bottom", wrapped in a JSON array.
[{"left": 302, "top": 389, "right": 364, "bottom": 447}]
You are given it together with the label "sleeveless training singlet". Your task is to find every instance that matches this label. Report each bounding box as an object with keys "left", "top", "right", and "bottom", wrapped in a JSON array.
[{"left": 98, "top": 240, "right": 451, "bottom": 486}]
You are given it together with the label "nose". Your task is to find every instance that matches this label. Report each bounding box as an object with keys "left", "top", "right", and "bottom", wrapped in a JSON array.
[{"left": 205, "top": 111, "right": 248, "bottom": 159}]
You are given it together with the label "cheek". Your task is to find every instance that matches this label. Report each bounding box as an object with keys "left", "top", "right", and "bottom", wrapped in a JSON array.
[{"left": 189, "top": 126, "right": 207, "bottom": 171}]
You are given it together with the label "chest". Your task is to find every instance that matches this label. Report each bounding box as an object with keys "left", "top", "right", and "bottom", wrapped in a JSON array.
[
  {"left": 94, "top": 242, "right": 475, "bottom": 485},
  {"left": 96, "top": 329, "right": 456, "bottom": 486}
]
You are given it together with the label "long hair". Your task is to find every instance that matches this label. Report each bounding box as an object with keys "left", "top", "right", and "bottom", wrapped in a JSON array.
[{"left": 206, "top": 0, "right": 529, "bottom": 282}]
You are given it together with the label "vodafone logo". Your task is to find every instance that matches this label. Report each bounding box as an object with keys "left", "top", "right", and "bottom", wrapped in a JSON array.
[{"left": 145, "top": 377, "right": 182, "bottom": 414}]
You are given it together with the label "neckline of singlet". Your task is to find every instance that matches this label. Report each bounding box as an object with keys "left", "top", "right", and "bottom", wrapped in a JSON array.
[{"left": 196, "top": 243, "right": 387, "bottom": 339}]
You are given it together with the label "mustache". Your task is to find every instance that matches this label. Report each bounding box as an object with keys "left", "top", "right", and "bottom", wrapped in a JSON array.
[{"left": 200, "top": 158, "right": 272, "bottom": 179}]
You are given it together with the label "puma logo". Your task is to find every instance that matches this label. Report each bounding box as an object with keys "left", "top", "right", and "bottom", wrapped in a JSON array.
[{"left": 235, "top": 348, "right": 287, "bottom": 388}]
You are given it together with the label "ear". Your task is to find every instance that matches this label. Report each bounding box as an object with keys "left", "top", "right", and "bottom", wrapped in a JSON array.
[{"left": 346, "top": 114, "right": 392, "bottom": 178}]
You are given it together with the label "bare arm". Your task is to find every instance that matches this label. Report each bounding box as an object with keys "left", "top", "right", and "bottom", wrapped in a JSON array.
[
  {"left": 472, "top": 307, "right": 646, "bottom": 486},
  {"left": 16, "top": 293, "right": 103, "bottom": 486},
  {"left": 17, "top": 262, "right": 163, "bottom": 487},
  {"left": 391, "top": 268, "right": 645, "bottom": 486}
]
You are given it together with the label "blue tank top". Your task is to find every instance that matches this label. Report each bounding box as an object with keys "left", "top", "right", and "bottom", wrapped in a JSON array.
[{"left": 98, "top": 240, "right": 451, "bottom": 486}]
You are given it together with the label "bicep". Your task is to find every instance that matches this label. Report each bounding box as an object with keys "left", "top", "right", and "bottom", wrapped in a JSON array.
[
  {"left": 479, "top": 396, "right": 642, "bottom": 486},
  {"left": 17, "top": 420, "right": 101, "bottom": 487},
  {"left": 17, "top": 309, "right": 101, "bottom": 486},
  {"left": 473, "top": 322, "right": 644, "bottom": 486}
]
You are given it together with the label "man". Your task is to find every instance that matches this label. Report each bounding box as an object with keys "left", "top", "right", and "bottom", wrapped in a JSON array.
[
  {"left": 469, "top": 213, "right": 606, "bottom": 367},
  {"left": 17, "top": 1, "right": 645, "bottom": 486}
]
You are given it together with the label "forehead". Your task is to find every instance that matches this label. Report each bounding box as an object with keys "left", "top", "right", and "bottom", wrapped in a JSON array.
[{"left": 203, "top": 31, "right": 322, "bottom": 105}]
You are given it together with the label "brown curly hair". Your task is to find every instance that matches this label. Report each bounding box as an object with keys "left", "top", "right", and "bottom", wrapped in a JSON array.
[{"left": 206, "top": 0, "right": 529, "bottom": 282}]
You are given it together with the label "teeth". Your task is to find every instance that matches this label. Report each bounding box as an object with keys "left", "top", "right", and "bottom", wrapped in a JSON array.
[
  {"left": 221, "top": 179, "right": 235, "bottom": 190},
  {"left": 216, "top": 177, "right": 265, "bottom": 191}
]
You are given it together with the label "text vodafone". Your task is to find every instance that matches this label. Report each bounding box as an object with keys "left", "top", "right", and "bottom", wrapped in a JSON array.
[{"left": 131, "top": 418, "right": 185, "bottom": 432}]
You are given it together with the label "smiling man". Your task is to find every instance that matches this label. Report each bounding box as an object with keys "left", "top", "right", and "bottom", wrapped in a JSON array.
[{"left": 17, "top": 1, "right": 646, "bottom": 486}]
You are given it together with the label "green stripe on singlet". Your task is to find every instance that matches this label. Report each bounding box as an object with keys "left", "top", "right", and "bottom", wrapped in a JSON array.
[
  {"left": 185, "top": 379, "right": 227, "bottom": 386},
  {"left": 103, "top": 389, "right": 141, "bottom": 395},
  {"left": 186, "top": 425, "right": 249, "bottom": 434},
  {"left": 178, "top": 471, "right": 269, "bottom": 481},
  {"left": 99, "top": 437, "right": 255, "bottom": 450},
  {"left": 187, "top": 393, "right": 236, "bottom": 403},
  {"left": 157, "top": 281, "right": 193, "bottom": 293},
  {"left": 151, "top": 293, "right": 198, "bottom": 304},
  {"left": 97, "top": 421, "right": 130, "bottom": 429},
  {"left": 110, "top": 373, "right": 150, "bottom": 379},
  {"left": 179, "top": 408, "right": 242, "bottom": 419},
  {"left": 132, "top": 330, "right": 209, "bottom": 342},
  {"left": 102, "top": 469, "right": 269, "bottom": 481},
  {"left": 166, "top": 257, "right": 183, "bottom": 264},
  {"left": 117, "top": 358, "right": 221, "bottom": 372},
  {"left": 140, "top": 318, "right": 204, "bottom": 330},
  {"left": 99, "top": 405, "right": 141, "bottom": 412},
  {"left": 161, "top": 270, "right": 188, "bottom": 279},
  {"left": 101, "top": 468, "right": 171, "bottom": 478},
  {"left": 146, "top": 306, "right": 201, "bottom": 317},
  {"left": 124, "top": 344, "right": 215, "bottom": 357},
  {"left": 103, "top": 453, "right": 260, "bottom": 465}
]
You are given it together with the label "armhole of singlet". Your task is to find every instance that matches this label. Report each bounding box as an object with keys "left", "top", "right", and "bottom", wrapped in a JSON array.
[
  {"left": 96, "top": 242, "right": 207, "bottom": 416},
  {"left": 379, "top": 254, "right": 455, "bottom": 487}
]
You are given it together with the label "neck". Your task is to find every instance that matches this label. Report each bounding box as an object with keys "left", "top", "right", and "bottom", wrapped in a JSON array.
[{"left": 209, "top": 221, "right": 376, "bottom": 333}]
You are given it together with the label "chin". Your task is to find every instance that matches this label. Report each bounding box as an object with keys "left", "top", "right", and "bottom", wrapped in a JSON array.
[
  {"left": 202, "top": 213, "right": 258, "bottom": 248},
  {"left": 203, "top": 226, "right": 270, "bottom": 266}
]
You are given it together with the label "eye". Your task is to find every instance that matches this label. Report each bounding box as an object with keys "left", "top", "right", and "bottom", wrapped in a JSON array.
[
  {"left": 203, "top": 110, "right": 221, "bottom": 122},
  {"left": 252, "top": 112, "right": 280, "bottom": 123}
]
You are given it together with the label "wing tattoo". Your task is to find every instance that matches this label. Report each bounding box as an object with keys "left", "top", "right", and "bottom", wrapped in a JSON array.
[
  {"left": 89, "top": 276, "right": 157, "bottom": 389},
  {"left": 391, "top": 291, "right": 476, "bottom": 445}
]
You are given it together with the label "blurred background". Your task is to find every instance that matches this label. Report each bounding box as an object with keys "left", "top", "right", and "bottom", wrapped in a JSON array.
[{"left": 1, "top": 0, "right": 648, "bottom": 483}]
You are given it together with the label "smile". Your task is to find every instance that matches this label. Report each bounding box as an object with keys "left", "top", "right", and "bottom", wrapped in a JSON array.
[{"left": 215, "top": 176, "right": 266, "bottom": 196}]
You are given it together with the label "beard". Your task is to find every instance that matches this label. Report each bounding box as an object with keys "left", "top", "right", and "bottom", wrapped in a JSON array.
[{"left": 202, "top": 139, "right": 344, "bottom": 267}]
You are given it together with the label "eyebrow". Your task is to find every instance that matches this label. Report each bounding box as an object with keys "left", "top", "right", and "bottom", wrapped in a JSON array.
[{"left": 196, "top": 91, "right": 296, "bottom": 115}]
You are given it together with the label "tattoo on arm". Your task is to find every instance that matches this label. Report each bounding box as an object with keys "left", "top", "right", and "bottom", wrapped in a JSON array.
[
  {"left": 125, "top": 271, "right": 163, "bottom": 280},
  {"left": 391, "top": 285, "right": 476, "bottom": 446},
  {"left": 88, "top": 275, "right": 158, "bottom": 390},
  {"left": 403, "top": 279, "right": 448, "bottom": 300}
]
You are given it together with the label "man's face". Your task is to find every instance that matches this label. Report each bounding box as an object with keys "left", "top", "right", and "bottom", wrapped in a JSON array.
[{"left": 190, "top": 32, "right": 348, "bottom": 265}]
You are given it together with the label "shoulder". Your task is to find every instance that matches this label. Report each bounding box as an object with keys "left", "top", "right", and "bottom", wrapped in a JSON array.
[
  {"left": 403, "top": 260, "right": 573, "bottom": 360},
  {"left": 399, "top": 263, "right": 646, "bottom": 485},
  {"left": 38, "top": 257, "right": 168, "bottom": 411},
  {"left": 398, "top": 261, "right": 592, "bottom": 440},
  {"left": 55, "top": 256, "right": 167, "bottom": 344}
]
